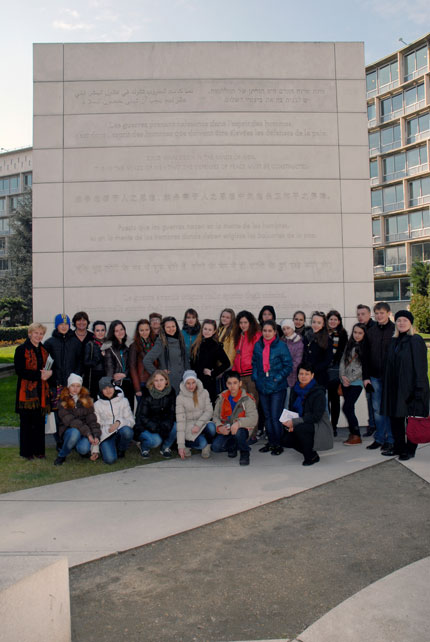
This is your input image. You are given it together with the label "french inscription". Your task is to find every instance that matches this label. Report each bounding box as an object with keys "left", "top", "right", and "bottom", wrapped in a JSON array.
[{"left": 64, "top": 79, "right": 337, "bottom": 114}]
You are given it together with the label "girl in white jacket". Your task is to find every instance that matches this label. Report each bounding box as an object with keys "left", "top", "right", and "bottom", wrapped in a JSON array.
[
  {"left": 94, "top": 377, "right": 135, "bottom": 464},
  {"left": 176, "top": 370, "right": 215, "bottom": 460}
]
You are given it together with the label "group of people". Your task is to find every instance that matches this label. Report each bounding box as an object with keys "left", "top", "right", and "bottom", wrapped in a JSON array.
[{"left": 14, "top": 302, "right": 429, "bottom": 468}]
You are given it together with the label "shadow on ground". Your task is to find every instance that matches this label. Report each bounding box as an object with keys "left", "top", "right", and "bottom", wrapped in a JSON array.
[{"left": 70, "top": 460, "right": 430, "bottom": 642}]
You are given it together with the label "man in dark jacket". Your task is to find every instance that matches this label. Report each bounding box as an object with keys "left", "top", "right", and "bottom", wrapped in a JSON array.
[
  {"left": 356, "top": 304, "right": 376, "bottom": 436},
  {"left": 362, "top": 302, "right": 395, "bottom": 454}
]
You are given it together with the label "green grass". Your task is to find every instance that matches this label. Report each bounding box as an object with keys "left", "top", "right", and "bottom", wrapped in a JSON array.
[
  {"left": 0, "top": 445, "right": 172, "bottom": 494},
  {"left": 0, "top": 375, "right": 19, "bottom": 427},
  {"left": 0, "top": 345, "right": 17, "bottom": 363}
]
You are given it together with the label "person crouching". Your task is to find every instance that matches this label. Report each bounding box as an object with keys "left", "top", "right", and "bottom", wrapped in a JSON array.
[
  {"left": 54, "top": 374, "right": 100, "bottom": 465},
  {"left": 94, "top": 377, "right": 135, "bottom": 464}
]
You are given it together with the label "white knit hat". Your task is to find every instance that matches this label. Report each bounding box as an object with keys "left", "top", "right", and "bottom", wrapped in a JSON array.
[
  {"left": 182, "top": 370, "right": 198, "bottom": 384},
  {"left": 281, "top": 318, "right": 295, "bottom": 329},
  {"left": 67, "top": 373, "right": 83, "bottom": 387}
]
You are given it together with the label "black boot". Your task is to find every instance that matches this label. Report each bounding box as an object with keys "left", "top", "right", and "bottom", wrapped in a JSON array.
[{"left": 239, "top": 452, "right": 250, "bottom": 466}]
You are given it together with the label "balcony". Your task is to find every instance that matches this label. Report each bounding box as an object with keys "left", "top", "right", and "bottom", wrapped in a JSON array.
[
  {"left": 407, "top": 130, "right": 430, "bottom": 145},
  {"left": 374, "top": 263, "right": 407, "bottom": 275},
  {"left": 405, "top": 98, "right": 426, "bottom": 115},
  {"left": 380, "top": 107, "right": 403, "bottom": 124},
  {"left": 410, "top": 194, "right": 430, "bottom": 207},
  {"left": 404, "top": 66, "right": 427, "bottom": 83}
]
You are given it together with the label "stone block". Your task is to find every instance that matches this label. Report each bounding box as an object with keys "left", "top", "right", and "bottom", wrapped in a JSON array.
[
  {"left": 33, "top": 44, "right": 64, "bottom": 82},
  {"left": 64, "top": 112, "right": 339, "bottom": 148},
  {"left": 32, "top": 288, "right": 64, "bottom": 323},
  {"left": 0, "top": 556, "right": 70, "bottom": 642},
  {"left": 34, "top": 116, "right": 63, "bottom": 149},
  {"left": 341, "top": 180, "right": 371, "bottom": 213},
  {"left": 33, "top": 149, "right": 63, "bottom": 183},
  {"left": 343, "top": 248, "right": 373, "bottom": 282},
  {"left": 342, "top": 214, "right": 373, "bottom": 247},
  {"left": 34, "top": 82, "right": 64, "bottom": 115},
  {"left": 339, "top": 146, "right": 369, "bottom": 179},
  {"left": 64, "top": 42, "right": 336, "bottom": 81},
  {"left": 33, "top": 253, "right": 63, "bottom": 288},
  {"left": 33, "top": 218, "right": 63, "bottom": 253},
  {"left": 64, "top": 146, "right": 340, "bottom": 182},
  {"left": 338, "top": 113, "right": 368, "bottom": 146},
  {"left": 33, "top": 183, "right": 63, "bottom": 218},
  {"left": 336, "top": 79, "right": 366, "bottom": 113},
  {"left": 63, "top": 179, "right": 341, "bottom": 217},
  {"left": 64, "top": 78, "right": 338, "bottom": 114},
  {"left": 335, "top": 42, "right": 365, "bottom": 79},
  {"left": 63, "top": 213, "right": 342, "bottom": 252}
]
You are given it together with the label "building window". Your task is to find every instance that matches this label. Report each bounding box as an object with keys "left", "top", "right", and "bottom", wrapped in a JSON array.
[
  {"left": 406, "top": 112, "right": 430, "bottom": 144},
  {"left": 380, "top": 93, "right": 403, "bottom": 123},
  {"left": 371, "top": 183, "right": 404, "bottom": 213},
  {"left": 382, "top": 152, "right": 405, "bottom": 182},
  {"left": 373, "top": 245, "right": 406, "bottom": 274},
  {"left": 0, "top": 178, "right": 9, "bottom": 195},
  {"left": 369, "top": 124, "right": 401, "bottom": 155},
  {"left": 385, "top": 213, "right": 408, "bottom": 242},
  {"left": 411, "top": 241, "right": 430, "bottom": 263},
  {"left": 0, "top": 218, "right": 10, "bottom": 234},
  {"left": 9, "top": 196, "right": 19, "bottom": 212},
  {"left": 367, "top": 103, "right": 376, "bottom": 124},
  {"left": 374, "top": 278, "right": 410, "bottom": 302},
  {"left": 370, "top": 159, "right": 379, "bottom": 184},
  {"left": 0, "top": 258, "right": 9, "bottom": 271},
  {"left": 409, "top": 176, "right": 430, "bottom": 207},
  {"left": 404, "top": 83, "right": 425, "bottom": 113},
  {"left": 0, "top": 198, "right": 5, "bottom": 213},
  {"left": 367, "top": 60, "right": 399, "bottom": 97},
  {"left": 372, "top": 218, "right": 381, "bottom": 244},
  {"left": 0, "top": 238, "right": 5, "bottom": 255},
  {"left": 404, "top": 45, "right": 428, "bottom": 81},
  {"left": 9, "top": 175, "right": 19, "bottom": 192},
  {"left": 23, "top": 173, "right": 32, "bottom": 187}
]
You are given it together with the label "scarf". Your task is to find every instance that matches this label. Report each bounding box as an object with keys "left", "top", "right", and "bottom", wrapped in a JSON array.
[
  {"left": 262, "top": 336, "right": 276, "bottom": 373},
  {"left": 149, "top": 384, "right": 172, "bottom": 399},
  {"left": 292, "top": 378, "right": 317, "bottom": 416},
  {"left": 183, "top": 323, "right": 200, "bottom": 336},
  {"left": 18, "top": 342, "right": 50, "bottom": 412}
]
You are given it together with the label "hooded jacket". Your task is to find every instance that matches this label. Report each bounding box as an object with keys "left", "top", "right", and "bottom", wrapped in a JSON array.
[
  {"left": 94, "top": 387, "right": 135, "bottom": 441},
  {"left": 175, "top": 379, "right": 213, "bottom": 449},
  {"left": 44, "top": 329, "right": 82, "bottom": 388}
]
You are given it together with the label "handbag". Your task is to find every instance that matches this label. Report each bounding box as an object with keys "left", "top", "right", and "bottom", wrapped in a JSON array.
[
  {"left": 406, "top": 416, "right": 430, "bottom": 444},
  {"left": 313, "top": 411, "right": 334, "bottom": 451},
  {"left": 45, "top": 412, "right": 57, "bottom": 435}
]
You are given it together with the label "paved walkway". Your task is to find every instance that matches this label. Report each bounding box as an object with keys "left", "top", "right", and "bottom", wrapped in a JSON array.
[{"left": 1, "top": 440, "right": 429, "bottom": 641}]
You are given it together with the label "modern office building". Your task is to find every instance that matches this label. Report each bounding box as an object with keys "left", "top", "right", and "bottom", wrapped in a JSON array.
[
  {"left": 0, "top": 147, "right": 32, "bottom": 277},
  {"left": 367, "top": 33, "right": 430, "bottom": 311}
]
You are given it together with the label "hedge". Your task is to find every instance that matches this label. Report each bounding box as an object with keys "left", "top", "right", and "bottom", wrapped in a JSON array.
[{"left": 0, "top": 326, "right": 29, "bottom": 342}]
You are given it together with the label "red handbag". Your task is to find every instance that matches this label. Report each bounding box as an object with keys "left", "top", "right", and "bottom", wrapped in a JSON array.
[{"left": 406, "top": 416, "right": 430, "bottom": 444}]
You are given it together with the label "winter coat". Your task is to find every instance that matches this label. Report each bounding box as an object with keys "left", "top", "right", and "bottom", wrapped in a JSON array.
[
  {"left": 303, "top": 332, "right": 333, "bottom": 388},
  {"left": 175, "top": 379, "right": 213, "bottom": 449},
  {"left": 57, "top": 389, "right": 100, "bottom": 439},
  {"left": 44, "top": 329, "right": 82, "bottom": 388},
  {"left": 190, "top": 337, "right": 230, "bottom": 404},
  {"left": 281, "top": 333, "right": 304, "bottom": 387},
  {"left": 213, "top": 388, "right": 258, "bottom": 431},
  {"left": 134, "top": 385, "right": 176, "bottom": 439},
  {"left": 252, "top": 336, "right": 292, "bottom": 395},
  {"left": 217, "top": 326, "right": 236, "bottom": 366},
  {"left": 83, "top": 340, "right": 105, "bottom": 397},
  {"left": 94, "top": 387, "right": 135, "bottom": 441},
  {"left": 143, "top": 336, "right": 189, "bottom": 393},
  {"left": 339, "top": 347, "right": 363, "bottom": 383},
  {"left": 329, "top": 328, "right": 348, "bottom": 366},
  {"left": 289, "top": 383, "right": 326, "bottom": 427},
  {"left": 129, "top": 340, "right": 153, "bottom": 393},
  {"left": 233, "top": 332, "right": 261, "bottom": 376},
  {"left": 381, "top": 333, "right": 430, "bottom": 418},
  {"left": 182, "top": 327, "right": 199, "bottom": 357},
  {"left": 103, "top": 342, "right": 130, "bottom": 378},
  {"left": 362, "top": 320, "right": 395, "bottom": 379}
]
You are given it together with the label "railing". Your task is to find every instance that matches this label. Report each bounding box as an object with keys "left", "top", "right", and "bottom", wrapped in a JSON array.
[
  {"left": 407, "top": 130, "right": 430, "bottom": 145},
  {"left": 383, "top": 200, "right": 405, "bottom": 213},
  {"left": 372, "top": 236, "right": 382, "bottom": 245},
  {"left": 404, "top": 66, "right": 428, "bottom": 82},
  {"left": 380, "top": 107, "right": 403, "bottom": 124},
  {"left": 370, "top": 176, "right": 380, "bottom": 186},
  {"left": 410, "top": 194, "right": 430, "bottom": 207},
  {"left": 383, "top": 169, "right": 406, "bottom": 182},
  {"left": 385, "top": 232, "right": 409, "bottom": 243},
  {"left": 406, "top": 162, "right": 429, "bottom": 177},
  {"left": 410, "top": 226, "right": 430, "bottom": 238},
  {"left": 404, "top": 98, "right": 426, "bottom": 115}
]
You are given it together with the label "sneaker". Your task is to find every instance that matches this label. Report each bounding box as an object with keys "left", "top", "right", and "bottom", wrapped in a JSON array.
[
  {"left": 183, "top": 447, "right": 192, "bottom": 458},
  {"left": 343, "top": 435, "right": 362, "bottom": 446},
  {"left": 141, "top": 450, "right": 150, "bottom": 458},
  {"left": 271, "top": 445, "right": 284, "bottom": 456},
  {"left": 239, "top": 452, "right": 250, "bottom": 466},
  {"left": 160, "top": 448, "right": 173, "bottom": 459},
  {"left": 54, "top": 456, "right": 65, "bottom": 466},
  {"left": 228, "top": 449, "right": 238, "bottom": 458},
  {"left": 366, "top": 440, "right": 382, "bottom": 450},
  {"left": 201, "top": 444, "right": 211, "bottom": 459},
  {"left": 303, "top": 454, "right": 320, "bottom": 466},
  {"left": 259, "top": 443, "right": 272, "bottom": 453}
]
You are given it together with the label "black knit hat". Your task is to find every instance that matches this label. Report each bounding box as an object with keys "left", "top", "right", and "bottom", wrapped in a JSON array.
[
  {"left": 99, "top": 376, "right": 115, "bottom": 392},
  {"left": 394, "top": 310, "right": 414, "bottom": 325}
]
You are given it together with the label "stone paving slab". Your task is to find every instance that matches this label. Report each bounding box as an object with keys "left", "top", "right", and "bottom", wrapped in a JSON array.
[{"left": 0, "top": 441, "right": 391, "bottom": 567}]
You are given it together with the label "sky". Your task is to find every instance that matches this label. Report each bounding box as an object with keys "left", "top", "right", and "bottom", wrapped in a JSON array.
[{"left": 1, "top": 0, "right": 429, "bottom": 151}]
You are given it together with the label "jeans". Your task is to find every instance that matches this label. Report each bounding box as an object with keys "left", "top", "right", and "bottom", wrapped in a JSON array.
[
  {"left": 100, "top": 425, "right": 134, "bottom": 464},
  {"left": 138, "top": 423, "right": 177, "bottom": 452},
  {"left": 259, "top": 390, "right": 286, "bottom": 447},
  {"left": 341, "top": 385, "right": 363, "bottom": 434},
  {"left": 212, "top": 427, "right": 251, "bottom": 454},
  {"left": 58, "top": 428, "right": 91, "bottom": 458},
  {"left": 370, "top": 377, "right": 393, "bottom": 445},
  {"left": 366, "top": 390, "right": 376, "bottom": 428},
  {"left": 185, "top": 422, "right": 216, "bottom": 450}
]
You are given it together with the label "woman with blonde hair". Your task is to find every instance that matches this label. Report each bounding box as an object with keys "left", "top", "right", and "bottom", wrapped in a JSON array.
[
  {"left": 176, "top": 370, "right": 215, "bottom": 459},
  {"left": 217, "top": 308, "right": 236, "bottom": 366},
  {"left": 14, "top": 322, "right": 53, "bottom": 460}
]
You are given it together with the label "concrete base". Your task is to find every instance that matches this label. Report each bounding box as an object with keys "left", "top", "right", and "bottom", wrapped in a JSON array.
[{"left": 0, "top": 556, "right": 71, "bottom": 642}]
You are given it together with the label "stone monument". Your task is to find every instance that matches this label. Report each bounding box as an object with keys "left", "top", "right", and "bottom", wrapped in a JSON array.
[{"left": 33, "top": 42, "right": 372, "bottom": 330}]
